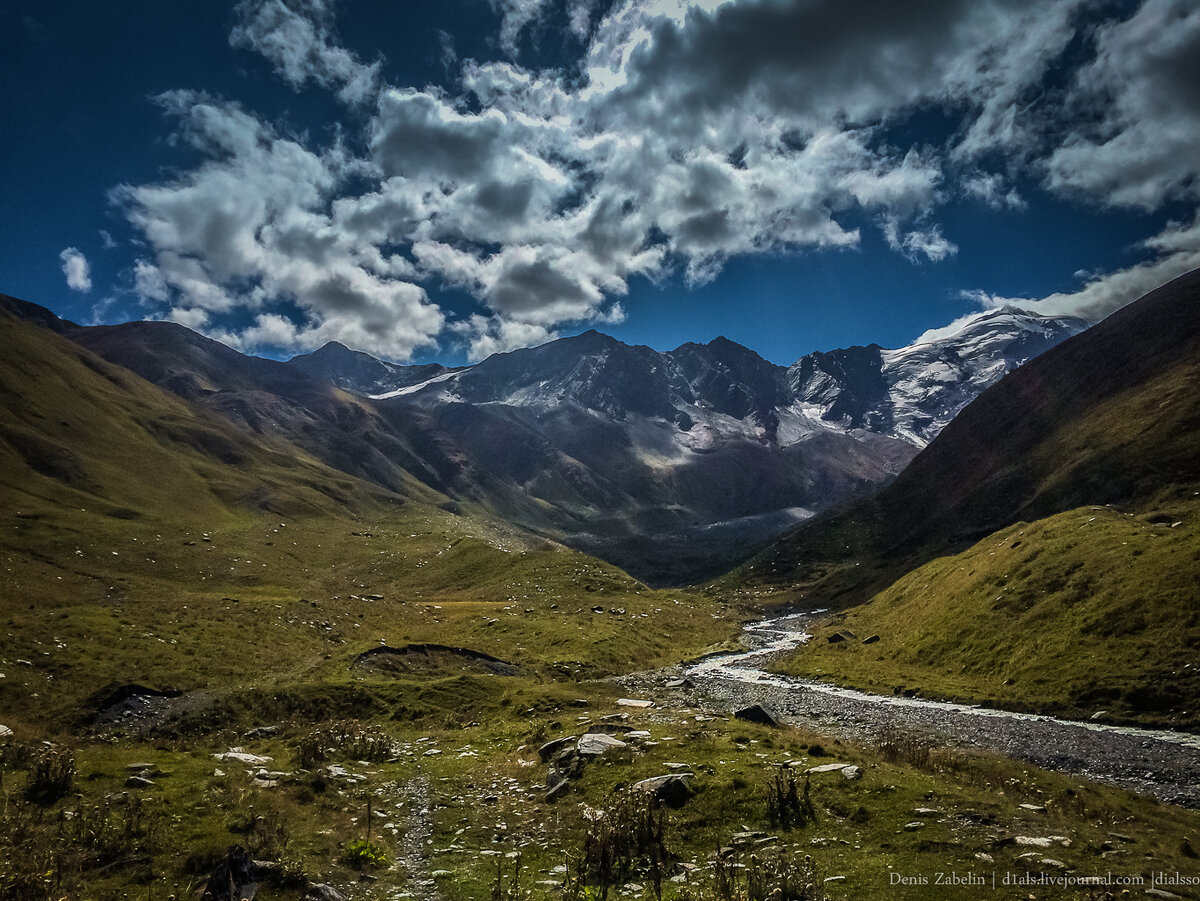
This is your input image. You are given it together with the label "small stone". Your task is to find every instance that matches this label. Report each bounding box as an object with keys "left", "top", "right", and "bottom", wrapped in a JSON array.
[
  {"left": 1019, "top": 803, "right": 1047, "bottom": 813},
  {"left": 974, "top": 852, "right": 993, "bottom": 863},
  {"left": 546, "top": 779, "right": 571, "bottom": 802},
  {"left": 214, "top": 748, "right": 272, "bottom": 765},
  {"left": 903, "top": 822, "right": 925, "bottom": 831},
  {"left": 840, "top": 765, "right": 862, "bottom": 780},
  {"left": 862, "top": 635, "right": 880, "bottom": 644},
  {"left": 125, "top": 775, "right": 155, "bottom": 788},
  {"left": 823, "top": 876, "right": 846, "bottom": 883},
  {"left": 616, "top": 698, "right": 653, "bottom": 708}
]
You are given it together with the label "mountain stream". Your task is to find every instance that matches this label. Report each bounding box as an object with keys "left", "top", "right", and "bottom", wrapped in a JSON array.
[{"left": 622, "top": 610, "right": 1200, "bottom": 807}]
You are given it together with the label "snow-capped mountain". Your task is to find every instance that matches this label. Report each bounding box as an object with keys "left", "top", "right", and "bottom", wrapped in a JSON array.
[
  {"left": 789, "top": 308, "right": 1090, "bottom": 446},
  {"left": 322, "top": 307, "right": 1086, "bottom": 453},
  {"left": 271, "top": 308, "right": 1085, "bottom": 582}
]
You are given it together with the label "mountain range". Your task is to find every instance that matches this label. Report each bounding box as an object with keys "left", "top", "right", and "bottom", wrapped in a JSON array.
[{"left": 0, "top": 294, "right": 1084, "bottom": 583}]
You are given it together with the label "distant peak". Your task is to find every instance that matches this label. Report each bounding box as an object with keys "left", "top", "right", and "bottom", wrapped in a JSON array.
[{"left": 314, "top": 340, "right": 355, "bottom": 354}]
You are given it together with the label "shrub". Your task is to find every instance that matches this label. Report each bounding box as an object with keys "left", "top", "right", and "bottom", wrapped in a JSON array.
[
  {"left": 26, "top": 745, "right": 75, "bottom": 802},
  {"left": 578, "top": 790, "right": 671, "bottom": 897},
  {"left": 295, "top": 722, "right": 395, "bottom": 769},
  {"left": 766, "top": 766, "right": 814, "bottom": 830},
  {"left": 714, "top": 847, "right": 825, "bottom": 901},
  {"left": 342, "top": 838, "right": 388, "bottom": 870}
]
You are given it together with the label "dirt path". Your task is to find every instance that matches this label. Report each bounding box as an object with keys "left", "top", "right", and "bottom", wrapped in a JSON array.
[{"left": 620, "top": 611, "right": 1200, "bottom": 807}]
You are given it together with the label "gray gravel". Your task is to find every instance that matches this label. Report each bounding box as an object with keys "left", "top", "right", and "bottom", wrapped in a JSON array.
[{"left": 621, "top": 611, "right": 1200, "bottom": 807}]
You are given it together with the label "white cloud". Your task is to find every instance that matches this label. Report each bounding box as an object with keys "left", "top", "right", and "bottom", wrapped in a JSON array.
[
  {"left": 1045, "top": 0, "right": 1200, "bottom": 209},
  {"left": 948, "top": 213, "right": 1200, "bottom": 324},
  {"left": 59, "top": 247, "right": 91, "bottom": 292},
  {"left": 230, "top": 0, "right": 380, "bottom": 104},
  {"left": 962, "top": 172, "right": 1025, "bottom": 210},
  {"left": 113, "top": 0, "right": 1200, "bottom": 361}
]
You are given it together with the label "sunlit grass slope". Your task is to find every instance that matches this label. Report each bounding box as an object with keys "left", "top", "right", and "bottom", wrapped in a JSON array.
[{"left": 779, "top": 500, "right": 1200, "bottom": 728}]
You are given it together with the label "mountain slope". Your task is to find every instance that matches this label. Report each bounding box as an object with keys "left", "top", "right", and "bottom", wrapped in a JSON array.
[
  {"left": 0, "top": 301, "right": 409, "bottom": 523},
  {"left": 782, "top": 502, "right": 1200, "bottom": 727},
  {"left": 746, "top": 269, "right": 1200, "bottom": 598},
  {"left": 747, "top": 269, "right": 1200, "bottom": 726},
  {"left": 287, "top": 340, "right": 456, "bottom": 395},
  {"left": 9, "top": 294, "right": 1086, "bottom": 585}
]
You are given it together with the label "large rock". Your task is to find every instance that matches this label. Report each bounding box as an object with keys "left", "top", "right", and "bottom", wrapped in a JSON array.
[
  {"left": 214, "top": 748, "right": 272, "bottom": 766},
  {"left": 806, "top": 762, "right": 855, "bottom": 775},
  {"left": 305, "top": 885, "right": 346, "bottom": 901},
  {"left": 633, "top": 774, "right": 694, "bottom": 808},
  {"left": 537, "top": 735, "right": 577, "bottom": 762},
  {"left": 577, "top": 733, "right": 627, "bottom": 756},
  {"left": 202, "top": 846, "right": 258, "bottom": 901},
  {"left": 734, "top": 704, "right": 781, "bottom": 727},
  {"left": 0, "top": 724, "right": 13, "bottom": 740}
]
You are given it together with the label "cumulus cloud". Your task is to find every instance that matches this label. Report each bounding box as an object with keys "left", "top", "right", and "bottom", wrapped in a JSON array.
[
  {"left": 1044, "top": 0, "right": 1200, "bottom": 208},
  {"left": 230, "top": 0, "right": 380, "bottom": 103},
  {"left": 883, "top": 219, "right": 958, "bottom": 263},
  {"left": 115, "top": 0, "right": 1200, "bottom": 360},
  {"left": 59, "top": 247, "right": 91, "bottom": 292}
]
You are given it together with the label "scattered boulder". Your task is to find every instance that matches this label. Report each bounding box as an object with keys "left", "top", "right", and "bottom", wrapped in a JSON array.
[
  {"left": 202, "top": 846, "right": 258, "bottom": 901},
  {"left": 214, "top": 749, "right": 272, "bottom": 766},
  {"left": 538, "top": 736, "right": 577, "bottom": 763},
  {"left": 911, "top": 808, "right": 939, "bottom": 818},
  {"left": 546, "top": 778, "right": 571, "bottom": 803},
  {"left": 1014, "top": 836, "right": 1071, "bottom": 848},
  {"left": 616, "top": 698, "right": 653, "bottom": 708},
  {"left": 577, "top": 733, "right": 627, "bottom": 756},
  {"left": 0, "top": 724, "right": 13, "bottom": 740},
  {"left": 633, "top": 774, "right": 694, "bottom": 808},
  {"left": 125, "top": 775, "right": 155, "bottom": 789},
  {"left": 840, "top": 765, "right": 862, "bottom": 780},
  {"left": 734, "top": 704, "right": 780, "bottom": 727},
  {"left": 827, "top": 630, "right": 856, "bottom": 644},
  {"left": 903, "top": 822, "right": 925, "bottom": 831},
  {"left": 862, "top": 635, "right": 880, "bottom": 645},
  {"left": 806, "top": 763, "right": 854, "bottom": 775},
  {"left": 305, "top": 884, "right": 346, "bottom": 901}
]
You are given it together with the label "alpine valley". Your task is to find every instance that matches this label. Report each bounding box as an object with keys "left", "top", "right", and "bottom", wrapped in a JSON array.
[{"left": 1, "top": 274, "right": 1198, "bottom": 901}]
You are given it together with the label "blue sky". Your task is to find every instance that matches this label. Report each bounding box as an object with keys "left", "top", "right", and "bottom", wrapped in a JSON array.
[{"left": 2, "top": 0, "right": 1199, "bottom": 366}]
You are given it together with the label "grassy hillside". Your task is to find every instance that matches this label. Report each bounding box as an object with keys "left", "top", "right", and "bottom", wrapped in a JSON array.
[
  {"left": 0, "top": 309, "right": 742, "bottom": 732},
  {"left": 778, "top": 500, "right": 1200, "bottom": 728}
]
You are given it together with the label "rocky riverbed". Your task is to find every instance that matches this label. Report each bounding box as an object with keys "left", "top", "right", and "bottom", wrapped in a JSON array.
[{"left": 620, "top": 611, "right": 1200, "bottom": 807}]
